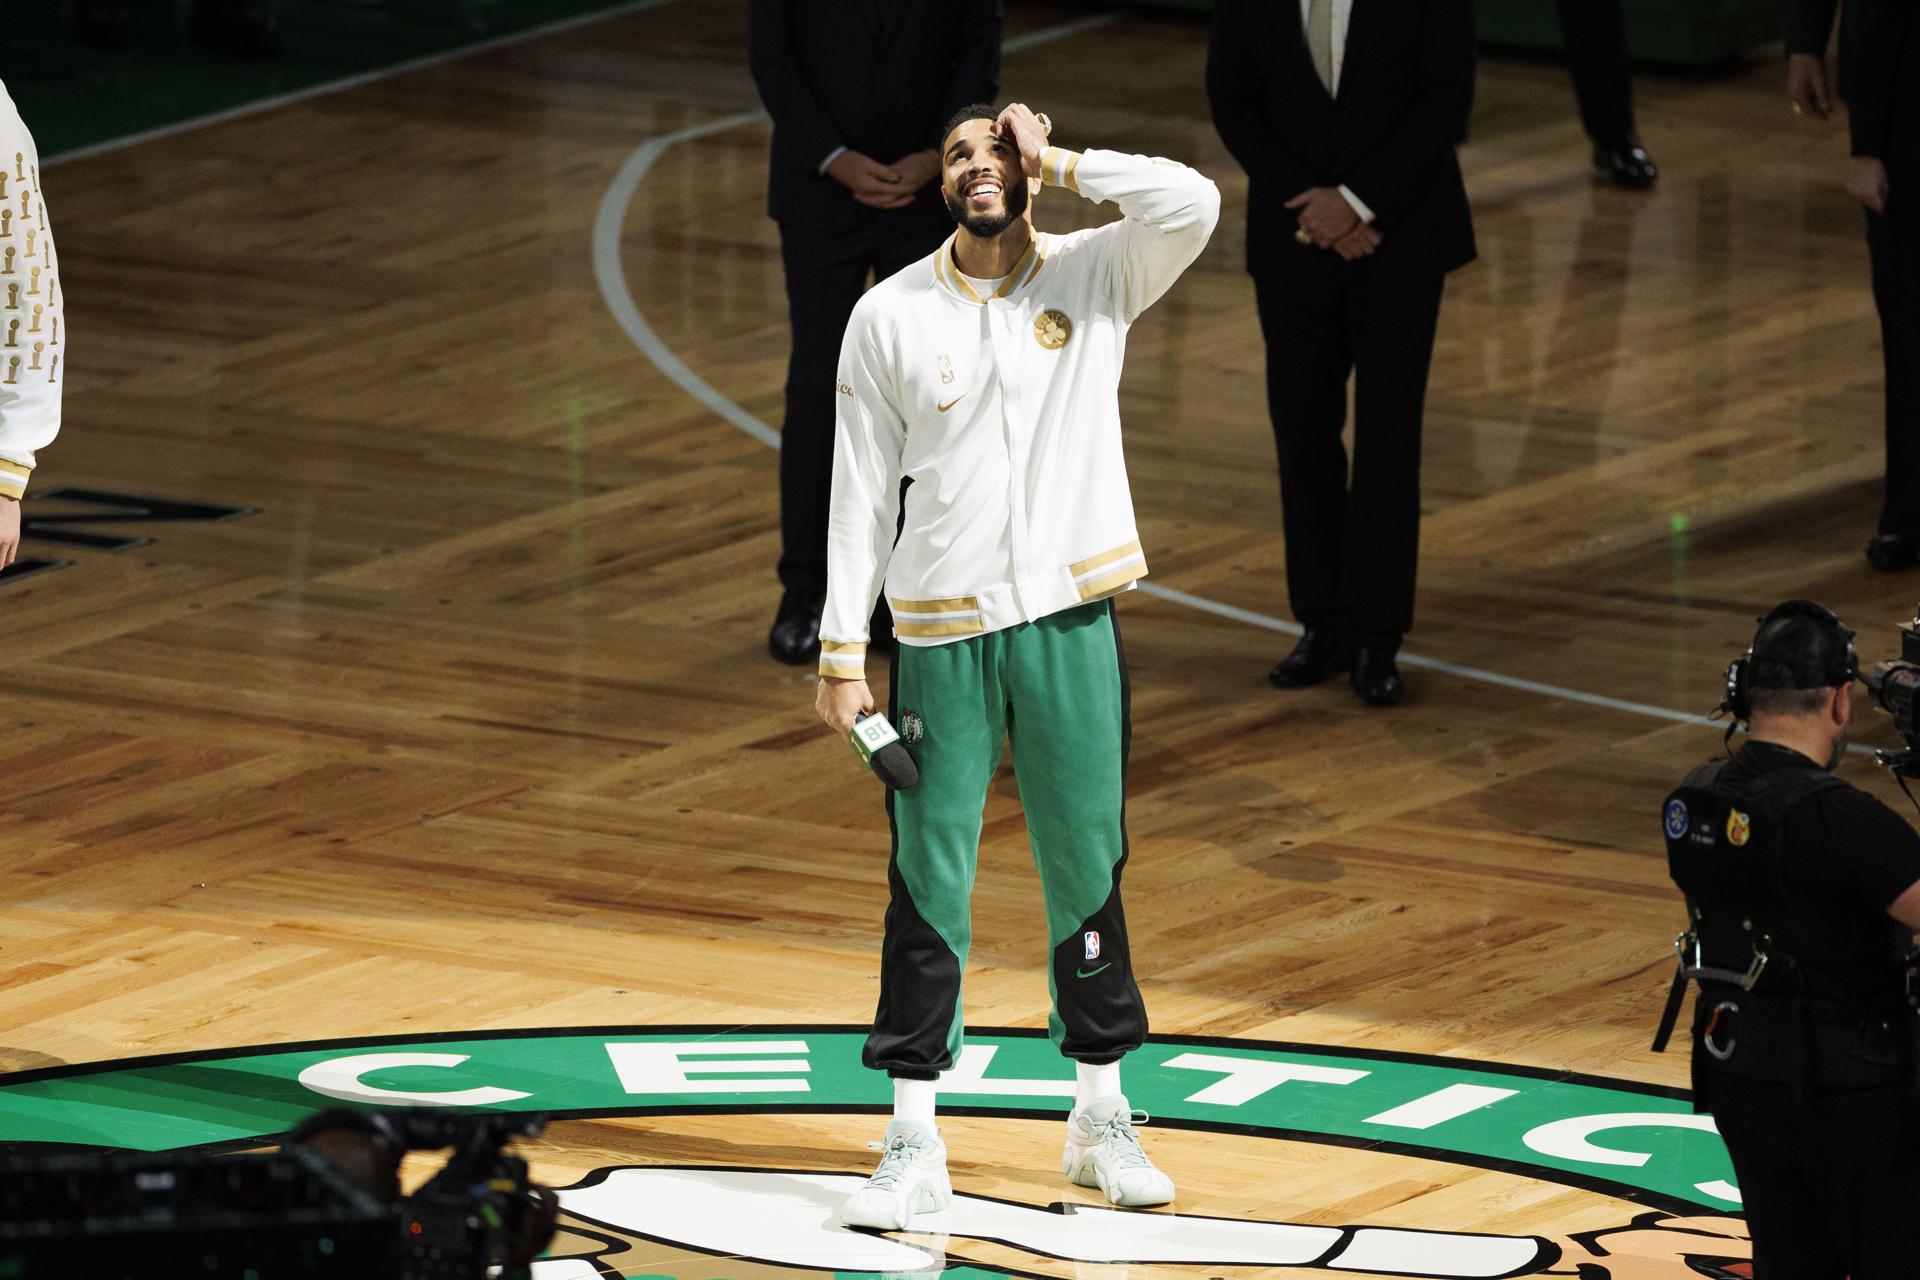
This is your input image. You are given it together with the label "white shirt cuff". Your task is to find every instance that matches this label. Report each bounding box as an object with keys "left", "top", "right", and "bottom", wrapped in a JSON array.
[
  {"left": 1338, "top": 184, "right": 1376, "bottom": 224},
  {"left": 819, "top": 145, "right": 847, "bottom": 176}
]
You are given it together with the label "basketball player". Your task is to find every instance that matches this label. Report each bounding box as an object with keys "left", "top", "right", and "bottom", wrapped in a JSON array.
[
  {"left": 0, "top": 79, "right": 63, "bottom": 572},
  {"left": 813, "top": 101, "right": 1218, "bottom": 1228}
]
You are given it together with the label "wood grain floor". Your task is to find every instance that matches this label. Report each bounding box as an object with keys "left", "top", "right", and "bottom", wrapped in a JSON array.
[{"left": 0, "top": 0, "right": 1910, "bottom": 1252}]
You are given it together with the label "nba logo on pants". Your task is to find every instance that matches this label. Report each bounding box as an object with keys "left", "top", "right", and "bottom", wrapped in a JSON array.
[{"left": 1084, "top": 931, "right": 1101, "bottom": 961}]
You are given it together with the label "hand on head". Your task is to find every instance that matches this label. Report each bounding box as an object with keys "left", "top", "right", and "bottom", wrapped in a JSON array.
[{"left": 993, "top": 103, "right": 1049, "bottom": 181}]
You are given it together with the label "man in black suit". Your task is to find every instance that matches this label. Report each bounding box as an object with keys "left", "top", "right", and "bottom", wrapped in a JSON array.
[
  {"left": 749, "top": 0, "right": 1001, "bottom": 664},
  {"left": 1556, "top": 0, "right": 1658, "bottom": 187},
  {"left": 1788, "top": 0, "right": 1919, "bottom": 572},
  {"left": 1207, "top": 0, "right": 1476, "bottom": 706}
]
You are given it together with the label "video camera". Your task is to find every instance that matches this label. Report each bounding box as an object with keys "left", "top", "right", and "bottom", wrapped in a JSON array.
[
  {"left": 1859, "top": 601, "right": 1920, "bottom": 780},
  {"left": 1, "top": 1110, "right": 558, "bottom": 1279},
  {"left": 288, "top": 1108, "right": 559, "bottom": 1280}
]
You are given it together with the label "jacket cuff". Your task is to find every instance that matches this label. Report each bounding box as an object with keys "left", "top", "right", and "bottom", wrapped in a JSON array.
[
  {"left": 0, "top": 460, "right": 30, "bottom": 500},
  {"left": 1040, "top": 146, "right": 1082, "bottom": 194},
  {"left": 818, "top": 640, "right": 867, "bottom": 680}
]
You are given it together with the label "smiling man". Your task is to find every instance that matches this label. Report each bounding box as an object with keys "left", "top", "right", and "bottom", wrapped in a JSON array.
[{"left": 811, "top": 101, "right": 1217, "bottom": 1230}]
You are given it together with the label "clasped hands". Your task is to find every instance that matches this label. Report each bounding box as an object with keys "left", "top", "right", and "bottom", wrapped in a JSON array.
[
  {"left": 1286, "top": 187, "right": 1381, "bottom": 261},
  {"left": 826, "top": 147, "right": 941, "bottom": 209}
]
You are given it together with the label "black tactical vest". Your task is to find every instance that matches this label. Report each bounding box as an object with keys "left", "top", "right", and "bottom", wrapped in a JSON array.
[{"left": 1656, "top": 758, "right": 1915, "bottom": 1103}]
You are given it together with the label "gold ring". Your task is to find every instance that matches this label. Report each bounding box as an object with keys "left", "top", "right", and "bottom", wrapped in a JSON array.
[
  {"left": 1035, "top": 112, "right": 1052, "bottom": 138},
  {"left": 1294, "top": 227, "right": 1313, "bottom": 245}
]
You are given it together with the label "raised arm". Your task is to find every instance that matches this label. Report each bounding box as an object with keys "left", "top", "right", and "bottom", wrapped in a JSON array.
[{"left": 1039, "top": 145, "right": 1221, "bottom": 321}]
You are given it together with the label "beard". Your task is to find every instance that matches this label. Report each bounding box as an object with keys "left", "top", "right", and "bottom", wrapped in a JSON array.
[
  {"left": 1825, "top": 725, "right": 1850, "bottom": 771},
  {"left": 944, "top": 175, "right": 1030, "bottom": 239}
]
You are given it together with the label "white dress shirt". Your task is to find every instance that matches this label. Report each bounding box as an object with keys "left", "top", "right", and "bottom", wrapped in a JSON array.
[{"left": 1298, "top": 0, "right": 1376, "bottom": 225}]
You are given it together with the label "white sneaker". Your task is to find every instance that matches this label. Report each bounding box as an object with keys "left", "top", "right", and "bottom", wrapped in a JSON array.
[
  {"left": 840, "top": 1118, "right": 951, "bottom": 1229},
  {"left": 1063, "top": 1095, "right": 1175, "bottom": 1207}
]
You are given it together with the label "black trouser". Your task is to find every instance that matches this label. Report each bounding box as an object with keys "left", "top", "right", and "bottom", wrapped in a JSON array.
[
  {"left": 1706, "top": 1070, "right": 1920, "bottom": 1279},
  {"left": 1866, "top": 204, "right": 1920, "bottom": 537},
  {"left": 1556, "top": 0, "right": 1635, "bottom": 147},
  {"left": 1252, "top": 264, "right": 1445, "bottom": 647},
  {"left": 776, "top": 220, "right": 942, "bottom": 600}
]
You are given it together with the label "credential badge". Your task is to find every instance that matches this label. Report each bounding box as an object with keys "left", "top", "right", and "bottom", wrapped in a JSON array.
[{"left": 1726, "top": 809, "right": 1752, "bottom": 848}]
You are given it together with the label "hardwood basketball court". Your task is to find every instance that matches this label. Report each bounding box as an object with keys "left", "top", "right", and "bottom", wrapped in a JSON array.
[{"left": 0, "top": 3, "right": 1908, "bottom": 1274}]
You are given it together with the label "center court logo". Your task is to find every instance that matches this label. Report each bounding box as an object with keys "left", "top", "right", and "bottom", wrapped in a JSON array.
[{"left": 0, "top": 1025, "right": 1751, "bottom": 1278}]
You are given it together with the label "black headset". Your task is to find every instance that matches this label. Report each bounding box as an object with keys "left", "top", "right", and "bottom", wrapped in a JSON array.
[{"left": 1720, "top": 599, "right": 1858, "bottom": 726}]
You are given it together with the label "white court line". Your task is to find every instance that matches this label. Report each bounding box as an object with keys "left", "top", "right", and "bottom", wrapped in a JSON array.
[
  {"left": 595, "top": 110, "right": 783, "bottom": 448},
  {"left": 1140, "top": 583, "right": 1723, "bottom": 728},
  {"left": 44, "top": 0, "right": 686, "bottom": 167},
  {"left": 588, "top": 14, "right": 1126, "bottom": 451},
  {"left": 29, "top": 0, "right": 1797, "bottom": 741},
  {"left": 579, "top": 13, "right": 1865, "bottom": 750}
]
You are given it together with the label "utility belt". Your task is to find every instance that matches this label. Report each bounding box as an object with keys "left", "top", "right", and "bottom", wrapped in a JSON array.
[{"left": 1652, "top": 931, "right": 1919, "bottom": 1094}]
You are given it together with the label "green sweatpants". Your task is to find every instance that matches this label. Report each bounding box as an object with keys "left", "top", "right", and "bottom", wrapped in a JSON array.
[{"left": 862, "top": 599, "right": 1148, "bottom": 1078}]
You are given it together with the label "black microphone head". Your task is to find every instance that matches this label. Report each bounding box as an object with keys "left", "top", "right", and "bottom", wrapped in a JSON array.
[{"left": 869, "top": 740, "right": 919, "bottom": 789}]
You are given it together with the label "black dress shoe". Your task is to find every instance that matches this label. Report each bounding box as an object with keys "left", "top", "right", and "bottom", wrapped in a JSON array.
[
  {"left": 1351, "top": 647, "right": 1405, "bottom": 706},
  {"left": 1866, "top": 533, "right": 1920, "bottom": 573},
  {"left": 1269, "top": 628, "right": 1348, "bottom": 688},
  {"left": 1594, "top": 137, "right": 1658, "bottom": 189},
  {"left": 768, "top": 591, "right": 824, "bottom": 665}
]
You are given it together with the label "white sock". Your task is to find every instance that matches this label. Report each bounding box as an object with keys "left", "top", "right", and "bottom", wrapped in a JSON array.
[
  {"left": 1074, "top": 1061, "right": 1122, "bottom": 1111},
  {"left": 893, "top": 1077, "right": 937, "bottom": 1129}
]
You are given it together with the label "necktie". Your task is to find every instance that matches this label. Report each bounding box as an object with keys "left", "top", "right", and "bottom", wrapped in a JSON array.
[{"left": 1307, "top": 0, "right": 1335, "bottom": 95}]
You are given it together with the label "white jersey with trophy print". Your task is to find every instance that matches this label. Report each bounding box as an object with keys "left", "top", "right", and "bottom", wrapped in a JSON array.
[
  {"left": 818, "top": 144, "right": 1219, "bottom": 679},
  {"left": 0, "top": 79, "right": 61, "bottom": 500}
]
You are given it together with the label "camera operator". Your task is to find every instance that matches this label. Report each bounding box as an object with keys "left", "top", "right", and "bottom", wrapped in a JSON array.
[{"left": 1657, "top": 600, "right": 1920, "bottom": 1278}]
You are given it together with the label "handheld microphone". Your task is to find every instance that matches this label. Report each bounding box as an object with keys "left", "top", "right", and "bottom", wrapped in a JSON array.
[{"left": 850, "top": 713, "right": 919, "bottom": 790}]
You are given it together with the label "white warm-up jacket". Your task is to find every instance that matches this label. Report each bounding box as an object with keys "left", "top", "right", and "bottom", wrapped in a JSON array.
[{"left": 819, "top": 144, "right": 1219, "bottom": 680}]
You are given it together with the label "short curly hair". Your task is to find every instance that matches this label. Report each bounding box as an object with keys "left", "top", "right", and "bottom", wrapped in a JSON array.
[{"left": 939, "top": 103, "right": 998, "bottom": 150}]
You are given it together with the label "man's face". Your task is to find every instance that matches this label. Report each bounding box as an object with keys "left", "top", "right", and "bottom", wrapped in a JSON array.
[{"left": 941, "top": 118, "right": 1029, "bottom": 239}]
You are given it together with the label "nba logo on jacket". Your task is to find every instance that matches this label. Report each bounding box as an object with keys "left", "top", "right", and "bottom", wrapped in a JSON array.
[{"left": 1084, "top": 931, "right": 1101, "bottom": 961}]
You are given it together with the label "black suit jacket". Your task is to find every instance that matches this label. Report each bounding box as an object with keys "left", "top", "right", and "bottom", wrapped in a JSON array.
[
  {"left": 1205, "top": 0, "right": 1476, "bottom": 280},
  {"left": 748, "top": 0, "right": 1001, "bottom": 234},
  {"left": 1846, "top": 0, "right": 1916, "bottom": 182},
  {"left": 1785, "top": 0, "right": 1863, "bottom": 104}
]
